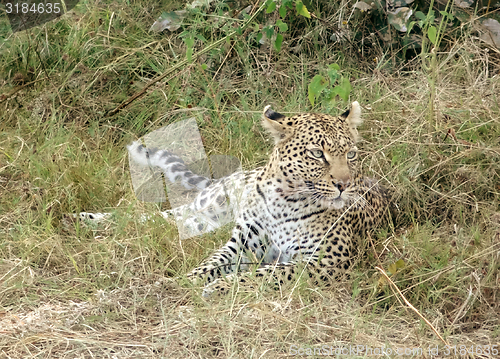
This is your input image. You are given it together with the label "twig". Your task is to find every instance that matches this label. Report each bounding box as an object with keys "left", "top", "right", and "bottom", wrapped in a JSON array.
[
  {"left": 376, "top": 266, "right": 450, "bottom": 346},
  {"left": 106, "top": 1, "right": 267, "bottom": 117}
]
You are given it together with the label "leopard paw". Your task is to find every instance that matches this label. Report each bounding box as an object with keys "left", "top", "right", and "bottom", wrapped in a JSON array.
[{"left": 202, "top": 279, "right": 231, "bottom": 298}]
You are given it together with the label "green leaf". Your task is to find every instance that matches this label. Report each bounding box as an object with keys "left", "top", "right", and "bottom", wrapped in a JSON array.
[
  {"left": 279, "top": 5, "right": 287, "bottom": 18},
  {"left": 186, "top": 48, "right": 193, "bottom": 62},
  {"left": 327, "top": 66, "right": 339, "bottom": 85},
  {"left": 395, "top": 259, "right": 405, "bottom": 269},
  {"left": 276, "top": 19, "right": 288, "bottom": 32},
  {"left": 387, "top": 259, "right": 406, "bottom": 276},
  {"left": 266, "top": 0, "right": 276, "bottom": 13},
  {"left": 183, "top": 35, "right": 195, "bottom": 62},
  {"left": 415, "top": 11, "right": 426, "bottom": 21},
  {"left": 296, "top": 1, "right": 311, "bottom": 18},
  {"left": 407, "top": 20, "right": 416, "bottom": 33},
  {"left": 323, "top": 88, "right": 333, "bottom": 102},
  {"left": 308, "top": 75, "right": 328, "bottom": 106},
  {"left": 388, "top": 263, "right": 397, "bottom": 276},
  {"left": 183, "top": 36, "right": 194, "bottom": 48},
  {"left": 428, "top": 25, "right": 437, "bottom": 45},
  {"left": 328, "top": 63, "right": 340, "bottom": 71},
  {"left": 201, "top": 64, "right": 208, "bottom": 70},
  {"left": 274, "top": 33, "right": 283, "bottom": 52},
  {"left": 264, "top": 25, "right": 274, "bottom": 39},
  {"left": 440, "top": 10, "right": 454, "bottom": 20},
  {"left": 427, "top": 10, "right": 436, "bottom": 23},
  {"left": 256, "top": 32, "right": 263, "bottom": 44},
  {"left": 195, "top": 34, "right": 206, "bottom": 42},
  {"left": 332, "top": 77, "right": 351, "bottom": 102}
]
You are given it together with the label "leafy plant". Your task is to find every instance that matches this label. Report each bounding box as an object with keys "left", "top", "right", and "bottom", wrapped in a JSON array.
[
  {"left": 407, "top": 0, "right": 455, "bottom": 126},
  {"left": 257, "top": 0, "right": 311, "bottom": 51},
  {"left": 151, "top": 0, "right": 313, "bottom": 55},
  {"left": 353, "top": 0, "right": 499, "bottom": 59},
  {"left": 377, "top": 259, "right": 406, "bottom": 288},
  {"left": 307, "top": 64, "right": 352, "bottom": 107}
]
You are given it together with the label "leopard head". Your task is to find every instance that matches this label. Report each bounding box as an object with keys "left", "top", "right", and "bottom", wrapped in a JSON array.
[{"left": 262, "top": 102, "right": 363, "bottom": 209}]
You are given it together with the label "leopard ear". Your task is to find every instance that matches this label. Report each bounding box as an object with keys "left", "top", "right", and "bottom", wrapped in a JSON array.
[
  {"left": 341, "top": 101, "right": 363, "bottom": 140},
  {"left": 262, "top": 105, "right": 289, "bottom": 144}
]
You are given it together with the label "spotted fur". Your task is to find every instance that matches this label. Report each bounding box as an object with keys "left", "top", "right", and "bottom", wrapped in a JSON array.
[
  {"left": 76, "top": 102, "right": 389, "bottom": 297},
  {"left": 185, "top": 102, "right": 389, "bottom": 296}
]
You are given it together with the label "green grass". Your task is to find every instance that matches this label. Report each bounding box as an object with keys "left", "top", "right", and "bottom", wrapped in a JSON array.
[{"left": 1, "top": 0, "right": 500, "bottom": 357}]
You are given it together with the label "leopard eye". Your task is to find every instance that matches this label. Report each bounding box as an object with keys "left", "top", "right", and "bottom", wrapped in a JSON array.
[
  {"left": 346, "top": 150, "right": 357, "bottom": 159},
  {"left": 310, "top": 149, "right": 324, "bottom": 158}
]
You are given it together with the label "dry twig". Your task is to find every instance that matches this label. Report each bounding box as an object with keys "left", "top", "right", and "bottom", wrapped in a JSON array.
[{"left": 376, "top": 266, "right": 450, "bottom": 346}]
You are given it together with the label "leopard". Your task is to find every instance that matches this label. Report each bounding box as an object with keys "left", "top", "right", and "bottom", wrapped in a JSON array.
[{"left": 76, "top": 102, "right": 389, "bottom": 297}]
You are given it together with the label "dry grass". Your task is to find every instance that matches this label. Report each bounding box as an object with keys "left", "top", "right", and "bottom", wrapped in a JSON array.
[{"left": 1, "top": 0, "right": 500, "bottom": 357}]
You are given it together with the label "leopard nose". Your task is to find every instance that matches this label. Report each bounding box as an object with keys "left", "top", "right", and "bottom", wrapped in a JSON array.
[{"left": 336, "top": 181, "right": 350, "bottom": 192}]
